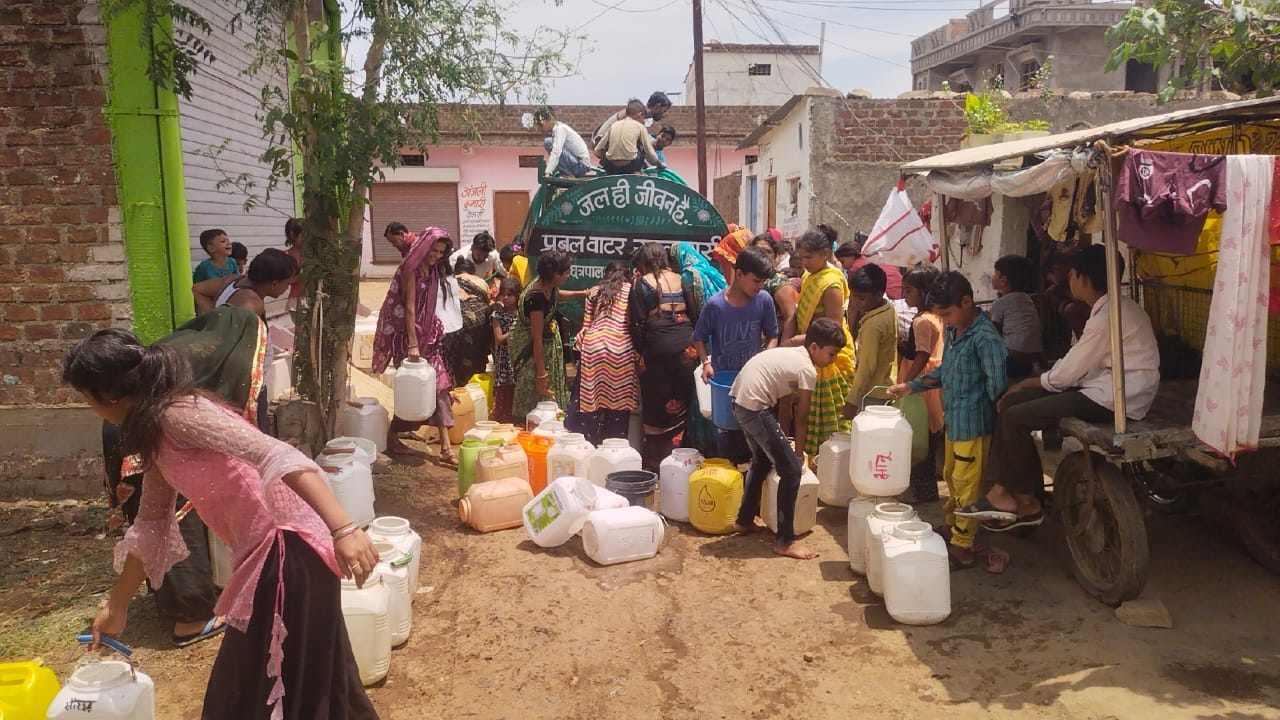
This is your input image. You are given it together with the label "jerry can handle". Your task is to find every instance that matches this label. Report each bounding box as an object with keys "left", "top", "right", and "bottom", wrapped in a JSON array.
[
  {"left": 76, "top": 634, "right": 138, "bottom": 681},
  {"left": 860, "top": 385, "right": 896, "bottom": 413}
]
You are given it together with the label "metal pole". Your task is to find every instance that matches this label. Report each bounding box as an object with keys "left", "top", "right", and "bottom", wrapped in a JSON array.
[
  {"left": 935, "top": 192, "right": 950, "bottom": 271},
  {"left": 1098, "top": 151, "right": 1128, "bottom": 433},
  {"left": 693, "top": 0, "right": 708, "bottom": 196}
]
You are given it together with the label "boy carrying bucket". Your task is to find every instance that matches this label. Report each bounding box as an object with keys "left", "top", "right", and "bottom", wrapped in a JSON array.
[{"left": 729, "top": 317, "right": 846, "bottom": 559}]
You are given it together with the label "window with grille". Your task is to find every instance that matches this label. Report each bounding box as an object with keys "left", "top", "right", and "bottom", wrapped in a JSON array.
[
  {"left": 400, "top": 153, "right": 426, "bottom": 166},
  {"left": 748, "top": 64, "right": 772, "bottom": 76},
  {"left": 518, "top": 155, "right": 543, "bottom": 168}
]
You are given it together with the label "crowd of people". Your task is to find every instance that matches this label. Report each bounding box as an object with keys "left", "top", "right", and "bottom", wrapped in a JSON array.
[
  {"left": 68, "top": 152, "right": 1160, "bottom": 716},
  {"left": 368, "top": 218, "right": 1157, "bottom": 563}
]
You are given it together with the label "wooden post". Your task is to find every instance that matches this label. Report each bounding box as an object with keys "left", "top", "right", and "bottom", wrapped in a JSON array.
[
  {"left": 1098, "top": 152, "right": 1128, "bottom": 433},
  {"left": 693, "top": 0, "right": 708, "bottom": 196}
]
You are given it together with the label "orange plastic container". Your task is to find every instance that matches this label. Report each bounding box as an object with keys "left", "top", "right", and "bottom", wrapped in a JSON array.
[{"left": 519, "top": 433, "right": 555, "bottom": 495}]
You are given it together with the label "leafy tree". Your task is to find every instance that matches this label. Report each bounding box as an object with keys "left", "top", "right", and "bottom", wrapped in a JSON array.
[
  {"left": 101, "top": 0, "right": 575, "bottom": 434},
  {"left": 1106, "top": 0, "right": 1280, "bottom": 103}
]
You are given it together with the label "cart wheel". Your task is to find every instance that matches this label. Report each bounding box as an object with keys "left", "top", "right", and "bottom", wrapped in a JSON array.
[
  {"left": 1133, "top": 460, "right": 1201, "bottom": 515},
  {"left": 1236, "top": 492, "right": 1280, "bottom": 576},
  {"left": 1054, "top": 451, "right": 1149, "bottom": 605}
]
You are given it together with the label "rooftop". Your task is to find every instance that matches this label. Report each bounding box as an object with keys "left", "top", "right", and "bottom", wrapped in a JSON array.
[{"left": 702, "top": 41, "right": 821, "bottom": 55}]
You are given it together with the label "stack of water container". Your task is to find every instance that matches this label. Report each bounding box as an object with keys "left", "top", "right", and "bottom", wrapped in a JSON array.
[
  {"left": 338, "top": 515, "right": 425, "bottom": 687},
  {"left": 843, "top": 402, "right": 951, "bottom": 626}
]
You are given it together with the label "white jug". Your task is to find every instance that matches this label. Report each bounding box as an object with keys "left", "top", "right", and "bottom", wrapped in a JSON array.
[
  {"left": 659, "top": 448, "right": 703, "bottom": 522},
  {"left": 321, "top": 452, "right": 375, "bottom": 529},
  {"left": 526, "top": 400, "right": 560, "bottom": 431},
  {"left": 816, "top": 431, "right": 855, "bottom": 506},
  {"left": 339, "top": 397, "right": 390, "bottom": 454},
  {"left": 47, "top": 659, "right": 155, "bottom": 720},
  {"left": 373, "top": 542, "right": 412, "bottom": 647},
  {"left": 762, "top": 462, "right": 820, "bottom": 536},
  {"left": 340, "top": 573, "right": 392, "bottom": 686},
  {"left": 865, "top": 502, "right": 918, "bottom": 597},
  {"left": 547, "top": 433, "right": 594, "bottom": 483},
  {"left": 586, "top": 438, "right": 643, "bottom": 488},
  {"left": 463, "top": 420, "right": 500, "bottom": 444},
  {"left": 522, "top": 476, "right": 597, "bottom": 548},
  {"left": 317, "top": 437, "right": 377, "bottom": 468},
  {"left": 883, "top": 521, "right": 951, "bottom": 625},
  {"left": 532, "top": 419, "right": 566, "bottom": 440},
  {"left": 693, "top": 362, "right": 712, "bottom": 419},
  {"left": 582, "top": 506, "right": 665, "bottom": 566},
  {"left": 264, "top": 354, "right": 292, "bottom": 402},
  {"left": 847, "top": 495, "right": 892, "bottom": 575},
  {"left": 393, "top": 358, "right": 438, "bottom": 422},
  {"left": 367, "top": 516, "right": 422, "bottom": 601},
  {"left": 466, "top": 382, "right": 489, "bottom": 423},
  {"left": 850, "top": 405, "right": 912, "bottom": 497}
]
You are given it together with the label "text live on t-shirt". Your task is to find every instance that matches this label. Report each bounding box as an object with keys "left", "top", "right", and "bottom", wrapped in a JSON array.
[{"left": 691, "top": 291, "right": 779, "bottom": 374}]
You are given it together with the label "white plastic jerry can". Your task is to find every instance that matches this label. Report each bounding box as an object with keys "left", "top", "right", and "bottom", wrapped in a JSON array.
[{"left": 50, "top": 638, "right": 155, "bottom": 719}]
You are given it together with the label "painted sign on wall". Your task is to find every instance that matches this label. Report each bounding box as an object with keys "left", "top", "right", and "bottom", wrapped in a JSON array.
[{"left": 459, "top": 181, "right": 491, "bottom": 241}]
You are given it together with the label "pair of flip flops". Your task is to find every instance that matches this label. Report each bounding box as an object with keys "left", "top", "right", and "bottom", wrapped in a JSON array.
[
  {"left": 955, "top": 498, "right": 1044, "bottom": 532},
  {"left": 172, "top": 617, "right": 226, "bottom": 648}
]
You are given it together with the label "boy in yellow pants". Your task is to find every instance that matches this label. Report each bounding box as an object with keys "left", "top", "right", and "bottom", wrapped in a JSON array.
[{"left": 888, "top": 271, "right": 1007, "bottom": 568}]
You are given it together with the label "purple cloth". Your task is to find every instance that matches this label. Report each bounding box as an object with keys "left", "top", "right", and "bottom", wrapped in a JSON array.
[{"left": 1116, "top": 149, "right": 1227, "bottom": 255}]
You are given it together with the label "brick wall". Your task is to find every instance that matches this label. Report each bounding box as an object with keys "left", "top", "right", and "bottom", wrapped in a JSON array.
[
  {"left": 713, "top": 171, "right": 741, "bottom": 226},
  {"left": 0, "top": 0, "right": 127, "bottom": 497},
  {"left": 831, "top": 98, "right": 967, "bottom": 163}
]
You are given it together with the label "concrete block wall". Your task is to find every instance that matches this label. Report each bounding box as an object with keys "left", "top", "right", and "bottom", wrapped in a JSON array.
[{"left": 0, "top": 0, "right": 126, "bottom": 498}]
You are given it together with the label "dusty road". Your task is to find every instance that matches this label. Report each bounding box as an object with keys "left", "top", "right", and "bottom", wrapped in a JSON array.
[{"left": 3, "top": 447, "right": 1279, "bottom": 719}]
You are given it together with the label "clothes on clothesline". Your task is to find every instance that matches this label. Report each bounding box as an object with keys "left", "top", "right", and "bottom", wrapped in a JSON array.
[{"left": 1116, "top": 149, "right": 1228, "bottom": 255}]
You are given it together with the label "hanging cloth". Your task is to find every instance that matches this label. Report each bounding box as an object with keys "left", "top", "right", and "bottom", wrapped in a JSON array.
[
  {"left": 1192, "top": 154, "right": 1274, "bottom": 459},
  {"left": 1116, "top": 149, "right": 1227, "bottom": 255}
]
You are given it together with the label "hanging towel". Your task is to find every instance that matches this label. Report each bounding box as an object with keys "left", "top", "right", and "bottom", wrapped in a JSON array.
[{"left": 1192, "top": 154, "right": 1274, "bottom": 459}]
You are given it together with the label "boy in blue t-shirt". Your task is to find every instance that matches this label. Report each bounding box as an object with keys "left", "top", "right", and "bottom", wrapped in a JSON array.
[
  {"left": 192, "top": 228, "right": 239, "bottom": 283},
  {"left": 693, "top": 247, "right": 780, "bottom": 461}
]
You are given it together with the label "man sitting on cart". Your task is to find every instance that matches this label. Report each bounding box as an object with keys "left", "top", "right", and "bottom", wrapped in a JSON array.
[{"left": 957, "top": 244, "right": 1161, "bottom": 530}]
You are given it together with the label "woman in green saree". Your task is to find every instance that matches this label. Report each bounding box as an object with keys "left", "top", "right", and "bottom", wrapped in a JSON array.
[{"left": 509, "top": 249, "right": 590, "bottom": 422}]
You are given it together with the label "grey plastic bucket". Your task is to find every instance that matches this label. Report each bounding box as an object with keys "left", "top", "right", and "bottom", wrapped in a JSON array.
[{"left": 605, "top": 470, "right": 659, "bottom": 510}]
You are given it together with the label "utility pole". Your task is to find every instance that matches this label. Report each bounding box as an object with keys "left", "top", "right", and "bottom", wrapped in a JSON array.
[{"left": 693, "top": 0, "right": 708, "bottom": 196}]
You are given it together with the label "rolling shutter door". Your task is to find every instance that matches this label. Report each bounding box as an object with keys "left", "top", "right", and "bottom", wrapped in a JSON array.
[{"left": 370, "top": 183, "right": 461, "bottom": 263}]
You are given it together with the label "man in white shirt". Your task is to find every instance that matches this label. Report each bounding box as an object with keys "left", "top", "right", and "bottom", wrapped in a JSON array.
[
  {"left": 534, "top": 107, "right": 590, "bottom": 178},
  {"left": 958, "top": 244, "right": 1160, "bottom": 530},
  {"left": 449, "top": 231, "right": 507, "bottom": 283}
]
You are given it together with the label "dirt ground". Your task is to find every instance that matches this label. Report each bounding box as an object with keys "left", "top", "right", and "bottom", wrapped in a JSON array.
[{"left": 3, "top": 444, "right": 1280, "bottom": 720}]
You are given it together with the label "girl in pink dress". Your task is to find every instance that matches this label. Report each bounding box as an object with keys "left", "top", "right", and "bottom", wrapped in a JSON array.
[{"left": 64, "top": 328, "right": 380, "bottom": 720}]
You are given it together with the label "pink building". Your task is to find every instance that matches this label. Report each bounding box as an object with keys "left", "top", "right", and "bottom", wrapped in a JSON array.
[{"left": 360, "top": 103, "right": 773, "bottom": 276}]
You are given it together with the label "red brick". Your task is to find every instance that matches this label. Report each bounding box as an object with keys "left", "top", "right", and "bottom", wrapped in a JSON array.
[
  {"left": 5, "top": 304, "right": 36, "bottom": 321},
  {"left": 0, "top": 267, "right": 20, "bottom": 282},
  {"left": 24, "top": 323, "right": 57, "bottom": 340},
  {"left": 27, "top": 265, "right": 62, "bottom": 283},
  {"left": 40, "top": 304, "right": 72, "bottom": 321},
  {"left": 19, "top": 285, "right": 51, "bottom": 302},
  {"left": 85, "top": 207, "right": 108, "bottom": 223},
  {"left": 0, "top": 324, "right": 17, "bottom": 341},
  {"left": 56, "top": 284, "right": 91, "bottom": 302},
  {"left": 5, "top": 167, "right": 42, "bottom": 185},
  {"left": 58, "top": 246, "right": 87, "bottom": 263},
  {"left": 16, "top": 246, "right": 53, "bottom": 264},
  {"left": 76, "top": 302, "right": 109, "bottom": 320},
  {"left": 20, "top": 186, "right": 53, "bottom": 204},
  {"left": 26, "top": 225, "right": 61, "bottom": 244},
  {"left": 48, "top": 207, "right": 81, "bottom": 224},
  {"left": 28, "top": 6, "right": 69, "bottom": 25},
  {"left": 81, "top": 126, "right": 112, "bottom": 145},
  {"left": 0, "top": 286, "right": 12, "bottom": 302},
  {"left": 53, "top": 186, "right": 95, "bottom": 204},
  {"left": 66, "top": 226, "right": 100, "bottom": 244},
  {"left": 62, "top": 322, "right": 94, "bottom": 339}
]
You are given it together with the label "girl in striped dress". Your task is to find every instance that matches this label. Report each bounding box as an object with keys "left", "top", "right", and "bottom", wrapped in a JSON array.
[{"left": 568, "top": 261, "right": 639, "bottom": 445}]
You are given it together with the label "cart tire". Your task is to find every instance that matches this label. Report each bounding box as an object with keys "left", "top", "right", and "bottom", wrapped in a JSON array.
[
  {"left": 1055, "top": 451, "right": 1149, "bottom": 605},
  {"left": 1237, "top": 508, "right": 1280, "bottom": 576}
]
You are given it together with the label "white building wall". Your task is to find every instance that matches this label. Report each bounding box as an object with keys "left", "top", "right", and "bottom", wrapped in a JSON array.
[
  {"left": 686, "top": 51, "right": 821, "bottom": 106},
  {"left": 739, "top": 98, "right": 811, "bottom": 239},
  {"left": 178, "top": 0, "right": 296, "bottom": 269}
]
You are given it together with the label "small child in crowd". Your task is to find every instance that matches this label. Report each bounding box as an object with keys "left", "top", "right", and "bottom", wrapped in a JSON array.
[
  {"left": 500, "top": 243, "right": 530, "bottom": 289},
  {"left": 729, "top": 317, "right": 846, "bottom": 560},
  {"left": 692, "top": 247, "right": 780, "bottom": 462},
  {"left": 898, "top": 265, "right": 945, "bottom": 503},
  {"left": 843, "top": 264, "right": 898, "bottom": 418},
  {"left": 230, "top": 242, "right": 248, "bottom": 273},
  {"left": 490, "top": 278, "right": 522, "bottom": 424},
  {"left": 888, "top": 271, "right": 1007, "bottom": 569},
  {"left": 192, "top": 229, "right": 238, "bottom": 283},
  {"left": 594, "top": 99, "right": 664, "bottom": 175},
  {"left": 568, "top": 261, "right": 639, "bottom": 445},
  {"left": 990, "top": 254, "right": 1043, "bottom": 379}
]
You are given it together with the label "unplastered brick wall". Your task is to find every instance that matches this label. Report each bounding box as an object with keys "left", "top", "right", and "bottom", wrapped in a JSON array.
[
  {"left": 831, "top": 98, "right": 967, "bottom": 162},
  {"left": 0, "top": 0, "right": 127, "bottom": 497}
]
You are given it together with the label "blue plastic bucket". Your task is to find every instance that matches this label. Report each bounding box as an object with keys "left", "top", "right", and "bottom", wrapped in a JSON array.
[{"left": 708, "top": 371, "right": 739, "bottom": 430}]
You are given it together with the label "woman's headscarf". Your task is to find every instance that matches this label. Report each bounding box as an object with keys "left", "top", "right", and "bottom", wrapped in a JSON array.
[
  {"left": 372, "top": 226, "right": 451, "bottom": 374},
  {"left": 672, "top": 242, "right": 727, "bottom": 314}
]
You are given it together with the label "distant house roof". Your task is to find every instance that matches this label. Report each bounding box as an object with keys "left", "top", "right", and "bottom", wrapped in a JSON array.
[
  {"left": 430, "top": 103, "right": 778, "bottom": 147},
  {"left": 737, "top": 88, "right": 842, "bottom": 149},
  {"left": 702, "top": 42, "right": 821, "bottom": 55}
]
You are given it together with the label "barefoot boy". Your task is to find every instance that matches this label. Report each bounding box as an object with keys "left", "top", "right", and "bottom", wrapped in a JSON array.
[
  {"left": 729, "top": 316, "right": 846, "bottom": 559},
  {"left": 886, "top": 271, "right": 1007, "bottom": 568}
]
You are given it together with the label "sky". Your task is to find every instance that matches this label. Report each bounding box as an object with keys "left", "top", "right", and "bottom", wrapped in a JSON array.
[{"left": 345, "top": 0, "right": 986, "bottom": 104}]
